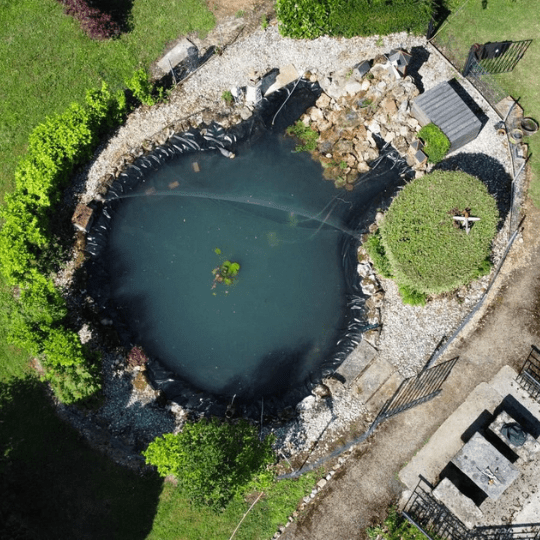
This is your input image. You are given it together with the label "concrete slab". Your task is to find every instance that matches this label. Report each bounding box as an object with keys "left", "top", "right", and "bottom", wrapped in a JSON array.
[
  {"left": 353, "top": 357, "right": 395, "bottom": 403},
  {"left": 512, "top": 488, "right": 540, "bottom": 523},
  {"left": 157, "top": 38, "right": 198, "bottom": 73},
  {"left": 336, "top": 339, "right": 377, "bottom": 385},
  {"left": 365, "top": 370, "right": 405, "bottom": 414},
  {"left": 489, "top": 365, "right": 540, "bottom": 423},
  {"left": 489, "top": 410, "right": 540, "bottom": 463},
  {"left": 399, "top": 382, "right": 503, "bottom": 490},
  {"left": 264, "top": 64, "right": 300, "bottom": 95},
  {"left": 433, "top": 477, "right": 483, "bottom": 529}
]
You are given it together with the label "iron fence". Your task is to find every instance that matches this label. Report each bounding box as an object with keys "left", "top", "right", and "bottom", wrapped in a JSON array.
[
  {"left": 402, "top": 478, "right": 540, "bottom": 539},
  {"left": 473, "top": 524, "right": 540, "bottom": 540},
  {"left": 516, "top": 346, "right": 540, "bottom": 402},
  {"left": 402, "top": 477, "right": 470, "bottom": 540},
  {"left": 375, "top": 357, "right": 459, "bottom": 423}
]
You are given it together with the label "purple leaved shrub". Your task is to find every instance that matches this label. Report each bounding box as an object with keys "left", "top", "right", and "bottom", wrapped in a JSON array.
[
  {"left": 60, "top": 0, "right": 121, "bottom": 40},
  {"left": 127, "top": 346, "right": 149, "bottom": 368}
]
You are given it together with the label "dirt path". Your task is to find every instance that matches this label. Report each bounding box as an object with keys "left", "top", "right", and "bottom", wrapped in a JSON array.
[{"left": 281, "top": 199, "right": 540, "bottom": 539}]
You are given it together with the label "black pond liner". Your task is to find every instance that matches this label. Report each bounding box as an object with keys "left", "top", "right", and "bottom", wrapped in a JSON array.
[{"left": 85, "top": 78, "right": 412, "bottom": 420}]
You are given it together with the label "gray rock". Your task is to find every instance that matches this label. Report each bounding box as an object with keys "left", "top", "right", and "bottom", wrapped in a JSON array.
[
  {"left": 356, "top": 263, "right": 373, "bottom": 278},
  {"left": 157, "top": 38, "right": 198, "bottom": 73},
  {"left": 361, "top": 275, "right": 379, "bottom": 295},
  {"left": 264, "top": 64, "right": 300, "bottom": 95}
]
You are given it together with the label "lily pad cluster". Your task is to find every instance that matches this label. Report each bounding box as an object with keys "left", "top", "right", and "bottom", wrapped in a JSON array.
[{"left": 212, "top": 249, "right": 241, "bottom": 289}]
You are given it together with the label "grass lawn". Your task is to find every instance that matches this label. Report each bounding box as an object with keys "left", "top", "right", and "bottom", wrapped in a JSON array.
[
  {"left": 0, "top": 0, "right": 214, "bottom": 376},
  {"left": 0, "top": 373, "right": 315, "bottom": 539},
  {"left": 0, "top": 0, "right": 215, "bottom": 199},
  {"left": 432, "top": 0, "right": 540, "bottom": 204}
]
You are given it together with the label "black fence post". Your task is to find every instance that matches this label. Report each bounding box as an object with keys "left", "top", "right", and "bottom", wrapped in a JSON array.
[{"left": 462, "top": 44, "right": 480, "bottom": 76}]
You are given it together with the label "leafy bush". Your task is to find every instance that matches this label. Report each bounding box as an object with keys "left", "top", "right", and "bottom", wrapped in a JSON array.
[
  {"left": 221, "top": 90, "right": 234, "bottom": 105},
  {"left": 378, "top": 170, "right": 498, "bottom": 297},
  {"left": 0, "top": 80, "right": 134, "bottom": 403},
  {"left": 276, "top": 0, "right": 434, "bottom": 39},
  {"left": 417, "top": 123, "right": 451, "bottom": 163},
  {"left": 60, "top": 0, "right": 121, "bottom": 40},
  {"left": 125, "top": 69, "right": 164, "bottom": 107},
  {"left": 367, "top": 507, "right": 426, "bottom": 539},
  {"left": 363, "top": 231, "right": 393, "bottom": 279},
  {"left": 143, "top": 419, "right": 275, "bottom": 510},
  {"left": 398, "top": 284, "right": 427, "bottom": 306},
  {"left": 286, "top": 120, "right": 319, "bottom": 152}
]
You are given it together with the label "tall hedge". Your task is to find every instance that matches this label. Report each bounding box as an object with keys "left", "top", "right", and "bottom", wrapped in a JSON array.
[
  {"left": 0, "top": 82, "right": 128, "bottom": 403},
  {"left": 276, "top": 0, "right": 434, "bottom": 39}
]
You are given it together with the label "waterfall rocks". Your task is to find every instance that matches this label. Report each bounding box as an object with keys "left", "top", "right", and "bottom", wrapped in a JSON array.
[{"left": 291, "top": 57, "right": 424, "bottom": 189}]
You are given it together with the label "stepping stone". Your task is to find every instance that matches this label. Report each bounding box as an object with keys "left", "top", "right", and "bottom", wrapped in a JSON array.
[{"left": 72, "top": 203, "right": 93, "bottom": 233}]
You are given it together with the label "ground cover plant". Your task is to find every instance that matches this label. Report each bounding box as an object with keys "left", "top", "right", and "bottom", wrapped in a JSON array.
[
  {"left": 367, "top": 170, "right": 498, "bottom": 304},
  {"left": 431, "top": 0, "right": 540, "bottom": 205},
  {"left": 367, "top": 506, "right": 435, "bottom": 539},
  {"left": 417, "top": 123, "right": 451, "bottom": 163},
  {"left": 60, "top": 0, "right": 122, "bottom": 40},
  {"left": 276, "top": 0, "right": 434, "bottom": 39}
]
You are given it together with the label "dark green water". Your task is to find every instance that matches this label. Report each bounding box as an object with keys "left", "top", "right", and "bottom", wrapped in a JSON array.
[{"left": 105, "top": 134, "right": 353, "bottom": 399}]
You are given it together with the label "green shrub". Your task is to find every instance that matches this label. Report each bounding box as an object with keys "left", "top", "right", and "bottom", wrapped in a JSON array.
[
  {"left": 0, "top": 80, "right": 134, "bottom": 403},
  {"left": 125, "top": 68, "right": 163, "bottom": 107},
  {"left": 143, "top": 419, "right": 275, "bottom": 510},
  {"left": 286, "top": 120, "right": 319, "bottom": 152},
  {"left": 417, "top": 123, "right": 451, "bottom": 163},
  {"left": 398, "top": 284, "right": 427, "bottom": 306},
  {"left": 368, "top": 507, "right": 426, "bottom": 539},
  {"left": 363, "top": 231, "right": 393, "bottom": 279},
  {"left": 221, "top": 90, "right": 234, "bottom": 105},
  {"left": 276, "top": 0, "right": 434, "bottom": 39},
  {"left": 379, "top": 170, "right": 499, "bottom": 296}
]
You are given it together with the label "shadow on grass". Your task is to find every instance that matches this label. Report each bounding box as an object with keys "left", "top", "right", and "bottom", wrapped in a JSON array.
[
  {"left": 0, "top": 376, "right": 162, "bottom": 540},
  {"left": 88, "top": 0, "right": 135, "bottom": 34}
]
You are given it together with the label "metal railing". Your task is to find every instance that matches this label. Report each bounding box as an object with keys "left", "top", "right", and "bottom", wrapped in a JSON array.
[
  {"left": 516, "top": 346, "right": 540, "bottom": 402},
  {"left": 402, "top": 477, "right": 470, "bottom": 540},
  {"left": 375, "top": 357, "right": 459, "bottom": 423}
]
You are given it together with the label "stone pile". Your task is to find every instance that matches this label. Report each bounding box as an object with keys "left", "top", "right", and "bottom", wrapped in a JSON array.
[
  {"left": 356, "top": 242, "right": 384, "bottom": 348},
  {"left": 294, "top": 56, "right": 424, "bottom": 189}
]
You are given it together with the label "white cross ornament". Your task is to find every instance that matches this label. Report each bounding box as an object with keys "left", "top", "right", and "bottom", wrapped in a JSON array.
[{"left": 453, "top": 212, "right": 480, "bottom": 234}]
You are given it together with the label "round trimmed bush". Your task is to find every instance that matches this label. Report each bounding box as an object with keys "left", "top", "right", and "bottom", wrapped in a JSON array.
[{"left": 379, "top": 170, "right": 499, "bottom": 296}]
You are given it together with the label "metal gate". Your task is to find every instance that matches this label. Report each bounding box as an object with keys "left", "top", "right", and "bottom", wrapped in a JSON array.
[
  {"left": 516, "top": 345, "right": 540, "bottom": 402},
  {"left": 463, "top": 41, "right": 533, "bottom": 76},
  {"left": 402, "top": 477, "right": 470, "bottom": 540},
  {"left": 374, "top": 357, "right": 459, "bottom": 423}
]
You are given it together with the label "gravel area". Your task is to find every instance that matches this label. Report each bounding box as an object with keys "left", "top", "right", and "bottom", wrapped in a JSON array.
[{"left": 58, "top": 24, "right": 518, "bottom": 467}]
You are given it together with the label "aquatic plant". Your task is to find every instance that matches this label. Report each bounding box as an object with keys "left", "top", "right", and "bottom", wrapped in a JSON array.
[
  {"left": 212, "top": 259, "right": 241, "bottom": 288},
  {"left": 286, "top": 120, "right": 319, "bottom": 153}
]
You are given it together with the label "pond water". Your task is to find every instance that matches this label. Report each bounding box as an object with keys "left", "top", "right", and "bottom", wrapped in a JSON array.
[{"left": 97, "top": 127, "right": 406, "bottom": 407}]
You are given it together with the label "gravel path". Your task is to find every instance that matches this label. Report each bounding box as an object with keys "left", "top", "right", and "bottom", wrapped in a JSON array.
[{"left": 60, "top": 24, "right": 521, "bottom": 473}]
